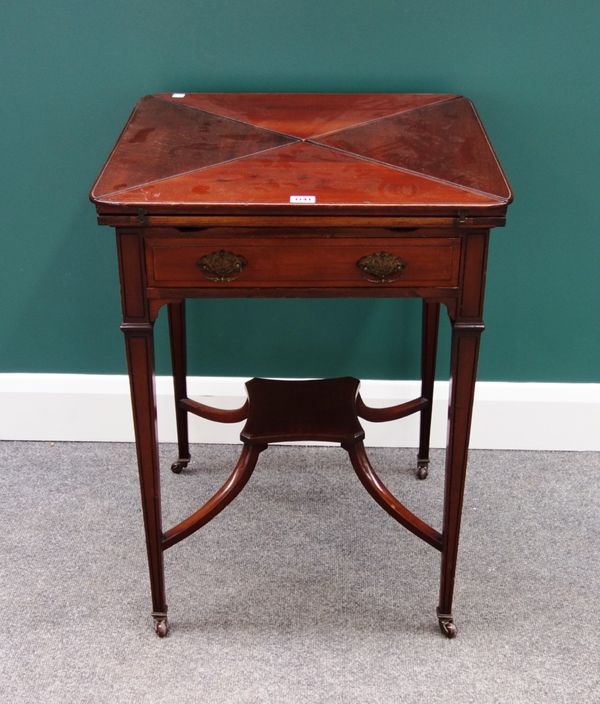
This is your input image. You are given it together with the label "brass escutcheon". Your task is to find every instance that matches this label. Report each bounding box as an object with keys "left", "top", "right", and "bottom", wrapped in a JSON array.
[
  {"left": 357, "top": 251, "right": 406, "bottom": 283},
  {"left": 197, "top": 250, "right": 247, "bottom": 282}
]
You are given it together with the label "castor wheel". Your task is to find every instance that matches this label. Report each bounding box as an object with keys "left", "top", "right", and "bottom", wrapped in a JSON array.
[
  {"left": 171, "top": 458, "right": 190, "bottom": 474},
  {"left": 416, "top": 459, "right": 429, "bottom": 480},
  {"left": 437, "top": 615, "right": 457, "bottom": 639},
  {"left": 152, "top": 612, "right": 169, "bottom": 637}
]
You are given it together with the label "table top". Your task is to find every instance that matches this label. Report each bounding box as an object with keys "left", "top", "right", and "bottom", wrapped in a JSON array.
[{"left": 90, "top": 93, "right": 512, "bottom": 218}]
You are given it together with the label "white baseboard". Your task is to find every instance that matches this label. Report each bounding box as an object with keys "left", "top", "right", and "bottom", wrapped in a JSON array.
[{"left": 0, "top": 374, "right": 598, "bottom": 451}]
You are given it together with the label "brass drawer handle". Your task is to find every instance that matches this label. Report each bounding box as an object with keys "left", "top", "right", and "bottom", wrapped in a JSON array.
[
  {"left": 357, "top": 251, "right": 406, "bottom": 283},
  {"left": 197, "top": 250, "right": 247, "bottom": 282}
]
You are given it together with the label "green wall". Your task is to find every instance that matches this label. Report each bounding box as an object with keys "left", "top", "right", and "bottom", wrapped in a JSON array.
[{"left": 1, "top": 1, "right": 598, "bottom": 382}]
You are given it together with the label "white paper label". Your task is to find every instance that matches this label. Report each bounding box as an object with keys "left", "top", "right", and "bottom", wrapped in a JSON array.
[
  {"left": 290, "top": 195, "right": 316, "bottom": 204},
  {"left": 171, "top": 93, "right": 186, "bottom": 98}
]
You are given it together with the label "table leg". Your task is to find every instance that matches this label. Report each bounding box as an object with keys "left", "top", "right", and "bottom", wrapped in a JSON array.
[
  {"left": 168, "top": 301, "right": 190, "bottom": 474},
  {"left": 123, "top": 325, "right": 169, "bottom": 637},
  {"left": 437, "top": 323, "right": 482, "bottom": 638},
  {"left": 417, "top": 300, "right": 440, "bottom": 479}
]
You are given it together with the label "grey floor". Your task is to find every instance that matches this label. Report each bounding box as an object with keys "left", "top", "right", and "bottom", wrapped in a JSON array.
[{"left": 1, "top": 441, "right": 598, "bottom": 703}]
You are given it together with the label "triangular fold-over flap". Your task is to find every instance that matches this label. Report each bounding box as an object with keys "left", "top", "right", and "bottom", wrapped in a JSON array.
[
  {"left": 101, "top": 141, "right": 501, "bottom": 209},
  {"left": 314, "top": 97, "right": 511, "bottom": 200},
  {"left": 153, "top": 93, "right": 457, "bottom": 139},
  {"left": 92, "top": 96, "right": 296, "bottom": 197}
]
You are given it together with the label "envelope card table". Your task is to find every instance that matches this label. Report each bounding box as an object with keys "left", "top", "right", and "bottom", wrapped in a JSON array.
[{"left": 90, "top": 92, "right": 512, "bottom": 638}]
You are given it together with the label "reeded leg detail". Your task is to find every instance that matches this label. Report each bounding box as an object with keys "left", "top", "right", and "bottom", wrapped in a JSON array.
[{"left": 152, "top": 611, "right": 169, "bottom": 638}]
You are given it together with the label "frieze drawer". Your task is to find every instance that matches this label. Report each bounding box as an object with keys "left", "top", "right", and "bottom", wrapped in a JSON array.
[{"left": 145, "top": 236, "right": 461, "bottom": 289}]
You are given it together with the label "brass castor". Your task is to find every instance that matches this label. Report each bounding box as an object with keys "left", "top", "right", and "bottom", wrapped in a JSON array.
[
  {"left": 416, "top": 459, "right": 429, "bottom": 480},
  {"left": 171, "top": 458, "right": 190, "bottom": 474},
  {"left": 152, "top": 612, "right": 169, "bottom": 637},
  {"left": 437, "top": 613, "right": 457, "bottom": 639}
]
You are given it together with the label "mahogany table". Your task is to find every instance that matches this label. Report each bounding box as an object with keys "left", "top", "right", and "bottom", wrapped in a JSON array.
[{"left": 90, "top": 93, "right": 512, "bottom": 638}]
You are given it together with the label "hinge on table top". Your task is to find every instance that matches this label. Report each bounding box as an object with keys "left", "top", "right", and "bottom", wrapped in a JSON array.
[
  {"left": 136, "top": 208, "right": 148, "bottom": 225},
  {"left": 457, "top": 211, "right": 468, "bottom": 226}
]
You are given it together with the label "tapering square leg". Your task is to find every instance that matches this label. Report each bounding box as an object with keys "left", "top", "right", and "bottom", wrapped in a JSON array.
[
  {"left": 168, "top": 301, "right": 190, "bottom": 474},
  {"left": 437, "top": 324, "right": 482, "bottom": 638},
  {"left": 123, "top": 325, "right": 169, "bottom": 637},
  {"left": 417, "top": 300, "right": 440, "bottom": 479}
]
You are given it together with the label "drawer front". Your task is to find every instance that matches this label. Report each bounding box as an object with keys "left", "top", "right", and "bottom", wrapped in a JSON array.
[{"left": 145, "top": 236, "right": 461, "bottom": 289}]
